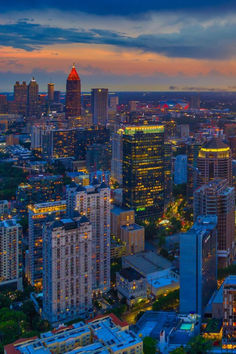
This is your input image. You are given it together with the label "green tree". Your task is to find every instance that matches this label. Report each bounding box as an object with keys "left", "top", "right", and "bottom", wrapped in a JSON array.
[
  {"left": 143, "top": 336, "right": 157, "bottom": 354},
  {"left": 0, "top": 320, "right": 20, "bottom": 344},
  {"left": 152, "top": 289, "right": 179, "bottom": 311},
  {"left": 0, "top": 294, "right": 11, "bottom": 309},
  {"left": 170, "top": 347, "right": 186, "bottom": 354},
  {"left": 186, "top": 335, "right": 212, "bottom": 354}
]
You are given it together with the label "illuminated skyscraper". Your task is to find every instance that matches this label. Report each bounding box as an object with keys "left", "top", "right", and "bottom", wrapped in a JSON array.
[
  {"left": 27, "top": 77, "right": 39, "bottom": 118},
  {"left": 65, "top": 65, "right": 81, "bottom": 118},
  {"left": 91, "top": 88, "right": 108, "bottom": 125},
  {"left": 47, "top": 83, "right": 54, "bottom": 102},
  {"left": 122, "top": 125, "right": 165, "bottom": 219},
  {"left": 14, "top": 81, "right": 27, "bottom": 115},
  {"left": 197, "top": 138, "right": 232, "bottom": 186}
]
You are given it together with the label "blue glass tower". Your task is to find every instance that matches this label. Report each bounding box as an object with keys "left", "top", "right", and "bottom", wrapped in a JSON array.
[{"left": 180, "top": 215, "right": 217, "bottom": 315}]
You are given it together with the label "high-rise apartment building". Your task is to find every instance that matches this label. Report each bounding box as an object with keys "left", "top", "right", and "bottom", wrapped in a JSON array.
[
  {"left": 0, "top": 219, "right": 22, "bottom": 290},
  {"left": 27, "top": 77, "right": 39, "bottom": 118},
  {"left": 66, "top": 181, "right": 110, "bottom": 294},
  {"left": 27, "top": 201, "right": 66, "bottom": 289},
  {"left": 194, "top": 178, "right": 235, "bottom": 267},
  {"left": 197, "top": 138, "right": 232, "bottom": 186},
  {"left": 91, "top": 88, "right": 108, "bottom": 125},
  {"left": 65, "top": 65, "right": 81, "bottom": 118},
  {"left": 122, "top": 125, "right": 165, "bottom": 219},
  {"left": 43, "top": 216, "right": 93, "bottom": 323},
  {"left": 180, "top": 215, "right": 217, "bottom": 315},
  {"left": 222, "top": 276, "right": 236, "bottom": 348},
  {"left": 14, "top": 81, "right": 27, "bottom": 115}
]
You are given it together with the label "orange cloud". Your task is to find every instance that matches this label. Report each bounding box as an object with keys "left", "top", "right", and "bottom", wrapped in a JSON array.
[{"left": 1, "top": 43, "right": 236, "bottom": 79}]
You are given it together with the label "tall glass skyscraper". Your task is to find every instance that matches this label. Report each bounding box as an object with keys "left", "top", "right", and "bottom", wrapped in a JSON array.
[
  {"left": 180, "top": 215, "right": 217, "bottom": 315},
  {"left": 122, "top": 125, "right": 165, "bottom": 219}
]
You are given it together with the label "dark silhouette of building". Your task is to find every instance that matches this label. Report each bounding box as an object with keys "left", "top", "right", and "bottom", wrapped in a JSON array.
[
  {"left": 54, "top": 91, "right": 61, "bottom": 103},
  {"left": 91, "top": 88, "right": 108, "bottom": 125},
  {"left": 47, "top": 83, "right": 54, "bottom": 102},
  {"left": 27, "top": 77, "right": 39, "bottom": 118},
  {"left": 65, "top": 65, "right": 81, "bottom": 118},
  {"left": 14, "top": 81, "right": 27, "bottom": 115},
  {"left": 0, "top": 95, "right": 8, "bottom": 114}
]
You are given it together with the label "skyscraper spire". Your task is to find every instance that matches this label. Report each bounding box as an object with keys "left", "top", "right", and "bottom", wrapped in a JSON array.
[{"left": 67, "top": 64, "right": 80, "bottom": 81}]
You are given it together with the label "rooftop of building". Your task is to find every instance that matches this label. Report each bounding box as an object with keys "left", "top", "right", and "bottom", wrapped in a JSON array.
[
  {"left": 120, "top": 223, "right": 144, "bottom": 232},
  {"left": 224, "top": 275, "right": 236, "bottom": 286},
  {"left": 135, "top": 311, "right": 199, "bottom": 344},
  {"left": 204, "top": 319, "right": 222, "bottom": 334},
  {"left": 111, "top": 206, "right": 134, "bottom": 216},
  {"left": 67, "top": 342, "right": 109, "bottom": 353},
  {"left": 195, "top": 178, "right": 233, "bottom": 194},
  {"left": 123, "top": 251, "right": 172, "bottom": 276},
  {"left": 202, "top": 137, "right": 229, "bottom": 150},
  {"left": 0, "top": 218, "right": 20, "bottom": 228},
  {"left": 51, "top": 216, "right": 90, "bottom": 230},
  {"left": 88, "top": 317, "right": 141, "bottom": 352},
  {"left": 119, "top": 267, "right": 144, "bottom": 282},
  {"left": 28, "top": 200, "right": 66, "bottom": 213},
  {"left": 191, "top": 215, "right": 218, "bottom": 232}
]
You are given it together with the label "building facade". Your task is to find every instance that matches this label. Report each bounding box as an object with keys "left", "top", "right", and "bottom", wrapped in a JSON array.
[
  {"left": 194, "top": 178, "right": 235, "bottom": 267},
  {"left": 43, "top": 216, "right": 93, "bottom": 323},
  {"left": 222, "top": 276, "right": 236, "bottom": 348},
  {"left": 174, "top": 154, "right": 187, "bottom": 185},
  {"left": 27, "top": 77, "right": 39, "bottom": 118},
  {"left": 180, "top": 215, "right": 217, "bottom": 315},
  {"left": 120, "top": 224, "right": 145, "bottom": 255},
  {"left": 65, "top": 65, "right": 81, "bottom": 118},
  {"left": 66, "top": 182, "right": 110, "bottom": 294},
  {"left": 0, "top": 219, "right": 22, "bottom": 290},
  {"left": 197, "top": 138, "right": 232, "bottom": 187},
  {"left": 27, "top": 200, "right": 66, "bottom": 289},
  {"left": 14, "top": 81, "right": 27, "bottom": 115},
  {"left": 91, "top": 88, "right": 108, "bottom": 126},
  {"left": 122, "top": 125, "right": 165, "bottom": 219}
]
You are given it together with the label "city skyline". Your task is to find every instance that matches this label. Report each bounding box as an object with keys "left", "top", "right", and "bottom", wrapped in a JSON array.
[{"left": 2, "top": 1, "right": 236, "bottom": 91}]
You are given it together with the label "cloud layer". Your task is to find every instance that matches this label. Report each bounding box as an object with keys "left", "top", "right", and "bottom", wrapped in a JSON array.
[{"left": 1, "top": 19, "right": 236, "bottom": 60}]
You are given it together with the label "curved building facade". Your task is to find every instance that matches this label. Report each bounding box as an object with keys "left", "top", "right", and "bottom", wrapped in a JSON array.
[{"left": 197, "top": 138, "right": 232, "bottom": 186}]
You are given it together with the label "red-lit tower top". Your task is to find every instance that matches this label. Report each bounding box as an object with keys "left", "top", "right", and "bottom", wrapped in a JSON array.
[{"left": 67, "top": 64, "right": 80, "bottom": 81}]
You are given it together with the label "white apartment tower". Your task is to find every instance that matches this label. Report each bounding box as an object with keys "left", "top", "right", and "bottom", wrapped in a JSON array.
[
  {"left": 43, "top": 216, "right": 93, "bottom": 324},
  {"left": 0, "top": 219, "right": 22, "bottom": 290},
  {"left": 66, "top": 181, "right": 110, "bottom": 294}
]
